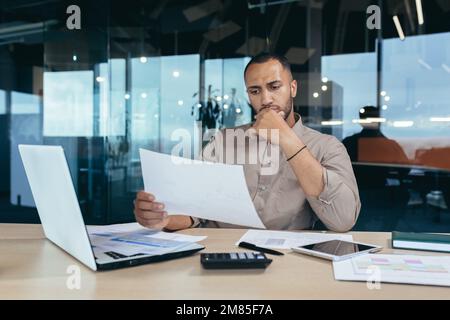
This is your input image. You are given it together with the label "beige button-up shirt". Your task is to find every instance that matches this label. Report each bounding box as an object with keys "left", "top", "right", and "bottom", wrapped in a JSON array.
[{"left": 197, "top": 113, "right": 361, "bottom": 232}]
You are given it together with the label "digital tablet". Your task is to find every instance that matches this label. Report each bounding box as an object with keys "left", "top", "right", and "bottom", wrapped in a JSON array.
[{"left": 292, "top": 240, "right": 382, "bottom": 261}]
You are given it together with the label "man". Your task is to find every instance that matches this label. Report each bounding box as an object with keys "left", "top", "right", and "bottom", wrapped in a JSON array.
[
  {"left": 134, "top": 53, "right": 361, "bottom": 232},
  {"left": 342, "top": 106, "right": 409, "bottom": 163}
]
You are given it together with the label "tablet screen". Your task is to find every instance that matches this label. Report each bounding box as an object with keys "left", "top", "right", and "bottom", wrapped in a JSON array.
[{"left": 301, "top": 240, "right": 376, "bottom": 256}]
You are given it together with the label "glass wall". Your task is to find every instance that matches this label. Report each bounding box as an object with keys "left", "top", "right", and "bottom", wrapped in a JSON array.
[{"left": 1, "top": 0, "right": 449, "bottom": 231}]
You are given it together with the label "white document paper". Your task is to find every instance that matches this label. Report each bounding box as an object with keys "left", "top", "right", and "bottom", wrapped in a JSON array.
[
  {"left": 139, "top": 148, "right": 266, "bottom": 229},
  {"left": 87, "top": 223, "right": 207, "bottom": 256},
  {"left": 87, "top": 223, "right": 207, "bottom": 242},
  {"left": 87, "top": 222, "right": 147, "bottom": 235},
  {"left": 90, "top": 238, "right": 147, "bottom": 256},
  {"left": 236, "top": 230, "right": 353, "bottom": 249},
  {"left": 90, "top": 234, "right": 192, "bottom": 256},
  {"left": 144, "top": 231, "right": 207, "bottom": 243},
  {"left": 333, "top": 254, "right": 450, "bottom": 287}
]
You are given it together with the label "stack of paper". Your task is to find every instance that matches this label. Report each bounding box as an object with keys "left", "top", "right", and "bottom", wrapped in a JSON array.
[
  {"left": 87, "top": 223, "right": 207, "bottom": 257},
  {"left": 333, "top": 254, "right": 450, "bottom": 287},
  {"left": 236, "top": 230, "right": 353, "bottom": 249}
]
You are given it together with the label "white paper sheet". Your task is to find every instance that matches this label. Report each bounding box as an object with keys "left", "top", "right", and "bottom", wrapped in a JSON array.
[
  {"left": 90, "top": 233, "right": 192, "bottom": 256},
  {"left": 139, "top": 148, "right": 266, "bottom": 229},
  {"left": 144, "top": 231, "right": 207, "bottom": 242},
  {"left": 333, "top": 254, "right": 450, "bottom": 287},
  {"left": 87, "top": 222, "right": 147, "bottom": 235},
  {"left": 87, "top": 222, "right": 207, "bottom": 242},
  {"left": 91, "top": 238, "right": 146, "bottom": 256},
  {"left": 236, "top": 230, "right": 353, "bottom": 249},
  {"left": 91, "top": 238, "right": 190, "bottom": 256},
  {"left": 87, "top": 223, "right": 207, "bottom": 256}
]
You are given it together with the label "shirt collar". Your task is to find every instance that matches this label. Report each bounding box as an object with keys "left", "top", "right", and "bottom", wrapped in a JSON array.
[{"left": 292, "top": 112, "right": 306, "bottom": 136}]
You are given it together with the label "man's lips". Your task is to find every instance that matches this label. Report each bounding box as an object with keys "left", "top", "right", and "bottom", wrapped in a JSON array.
[{"left": 259, "top": 106, "right": 281, "bottom": 113}]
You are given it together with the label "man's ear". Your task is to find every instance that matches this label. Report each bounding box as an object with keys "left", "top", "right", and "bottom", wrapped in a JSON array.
[{"left": 291, "top": 80, "right": 298, "bottom": 98}]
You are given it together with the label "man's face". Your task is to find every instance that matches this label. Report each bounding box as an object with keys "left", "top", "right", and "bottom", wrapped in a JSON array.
[{"left": 245, "top": 59, "right": 297, "bottom": 120}]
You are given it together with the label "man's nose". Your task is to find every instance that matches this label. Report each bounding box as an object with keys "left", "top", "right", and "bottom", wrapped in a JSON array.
[{"left": 261, "top": 89, "right": 273, "bottom": 107}]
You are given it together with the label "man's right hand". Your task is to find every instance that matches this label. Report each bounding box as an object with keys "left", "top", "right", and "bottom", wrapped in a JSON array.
[{"left": 134, "top": 191, "right": 170, "bottom": 229}]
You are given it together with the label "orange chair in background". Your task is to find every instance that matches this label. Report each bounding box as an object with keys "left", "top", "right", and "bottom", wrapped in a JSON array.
[
  {"left": 414, "top": 148, "right": 450, "bottom": 171},
  {"left": 358, "top": 137, "right": 412, "bottom": 165}
]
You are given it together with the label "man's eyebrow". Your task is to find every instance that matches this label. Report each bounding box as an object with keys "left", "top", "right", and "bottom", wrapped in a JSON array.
[
  {"left": 267, "top": 80, "right": 282, "bottom": 85},
  {"left": 247, "top": 80, "right": 282, "bottom": 89}
]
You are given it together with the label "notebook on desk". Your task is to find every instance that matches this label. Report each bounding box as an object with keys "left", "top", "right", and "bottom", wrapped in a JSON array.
[
  {"left": 18, "top": 144, "right": 204, "bottom": 271},
  {"left": 392, "top": 231, "right": 450, "bottom": 253}
]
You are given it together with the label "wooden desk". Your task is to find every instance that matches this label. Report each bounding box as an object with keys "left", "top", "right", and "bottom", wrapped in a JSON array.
[{"left": 0, "top": 224, "right": 449, "bottom": 299}]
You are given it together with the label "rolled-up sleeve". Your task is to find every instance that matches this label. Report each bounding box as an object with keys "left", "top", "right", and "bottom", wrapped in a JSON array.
[{"left": 306, "top": 136, "right": 361, "bottom": 232}]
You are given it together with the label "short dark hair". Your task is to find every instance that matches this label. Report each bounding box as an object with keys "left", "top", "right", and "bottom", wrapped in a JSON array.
[
  {"left": 359, "top": 106, "right": 379, "bottom": 119},
  {"left": 244, "top": 52, "right": 292, "bottom": 78}
]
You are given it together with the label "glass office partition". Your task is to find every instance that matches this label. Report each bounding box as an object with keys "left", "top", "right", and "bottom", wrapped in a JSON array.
[
  {"left": 1, "top": 0, "right": 449, "bottom": 231},
  {"left": 10, "top": 91, "right": 42, "bottom": 207}
]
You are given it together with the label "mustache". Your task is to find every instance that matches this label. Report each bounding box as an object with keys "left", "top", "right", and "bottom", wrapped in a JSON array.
[{"left": 258, "top": 105, "right": 281, "bottom": 113}]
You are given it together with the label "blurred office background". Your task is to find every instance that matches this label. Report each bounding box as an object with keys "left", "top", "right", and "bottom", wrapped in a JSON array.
[{"left": 0, "top": 0, "right": 449, "bottom": 231}]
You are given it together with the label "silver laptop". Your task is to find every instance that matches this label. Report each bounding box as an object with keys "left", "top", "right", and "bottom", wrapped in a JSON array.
[{"left": 18, "top": 144, "right": 204, "bottom": 271}]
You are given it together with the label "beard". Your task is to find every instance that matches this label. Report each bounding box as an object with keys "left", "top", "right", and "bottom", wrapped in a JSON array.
[
  {"left": 280, "top": 96, "right": 294, "bottom": 120},
  {"left": 254, "top": 95, "right": 294, "bottom": 121},
  {"left": 253, "top": 96, "right": 294, "bottom": 122}
]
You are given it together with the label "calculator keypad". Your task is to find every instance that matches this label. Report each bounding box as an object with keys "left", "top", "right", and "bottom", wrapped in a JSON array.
[{"left": 201, "top": 252, "right": 272, "bottom": 269}]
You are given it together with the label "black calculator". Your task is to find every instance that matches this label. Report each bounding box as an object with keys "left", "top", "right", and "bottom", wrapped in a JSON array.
[{"left": 200, "top": 252, "right": 272, "bottom": 269}]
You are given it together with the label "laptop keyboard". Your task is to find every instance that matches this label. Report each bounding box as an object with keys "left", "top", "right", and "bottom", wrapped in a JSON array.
[{"left": 105, "top": 251, "right": 144, "bottom": 260}]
